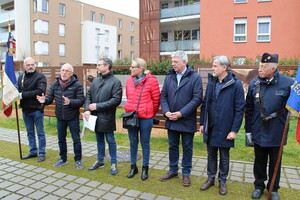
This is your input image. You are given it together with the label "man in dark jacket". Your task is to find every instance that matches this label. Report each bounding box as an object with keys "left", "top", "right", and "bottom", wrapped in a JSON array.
[
  {"left": 37, "top": 63, "right": 85, "bottom": 169},
  {"left": 18, "top": 57, "right": 47, "bottom": 162},
  {"left": 160, "top": 51, "right": 202, "bottom": 186},
  {"left": 245, "top": 53, "right": 294, "bottom": 200},
  {"left": 84, "top": 58, "right": 122, "bottom": 175},
  {"left": 200, "top": 56, "right": 244, "bottom": 195}
]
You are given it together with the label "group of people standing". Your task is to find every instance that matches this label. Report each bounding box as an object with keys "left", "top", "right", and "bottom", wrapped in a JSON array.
[{"left": 18, "top": 51, "right": 293, "bottom": 200}]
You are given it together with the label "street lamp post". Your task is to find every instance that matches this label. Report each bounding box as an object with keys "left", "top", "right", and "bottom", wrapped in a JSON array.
[{"left": 96, "top": 33, "right": 105, "bottom": 65}]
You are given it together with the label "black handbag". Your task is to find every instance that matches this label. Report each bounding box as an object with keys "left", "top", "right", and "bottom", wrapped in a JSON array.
[
  {"left": 121, "top": 111, "right": 139, "bottom": 129},
  {"left": 121, "top": 83, "right": 145, "bottom": 129}
]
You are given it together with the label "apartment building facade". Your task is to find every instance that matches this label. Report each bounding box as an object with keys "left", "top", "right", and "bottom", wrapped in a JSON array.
[
  {"left": 140, "top": 0, "right": 300, "bottom": 62},
  {"left": 0, "top": 0, "right": 139, "bottom": 67}
]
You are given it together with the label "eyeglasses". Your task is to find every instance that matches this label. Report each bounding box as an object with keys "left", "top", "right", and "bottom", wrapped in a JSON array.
[
  {"left": 26, "top": 64, "right": 35, "bottom": 66},
  {"left": 130, "top": 66, "right": 140, "bottom": 69},
  {"left": 97, "top": 64, "right": 106, "bottom": 66}
]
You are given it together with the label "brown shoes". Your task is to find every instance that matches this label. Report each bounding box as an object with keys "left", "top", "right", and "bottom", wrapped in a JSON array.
[
  {"left": 182, "top": 175, "right": 191, "bottom": 187},
  {"left": 200, "top": 179, "right": 215, "bottom": 191},
  {"left": 219, "top": 183, "right": 227, "bottom": 195},
  {"left": 160, "top": 172, "right": 178, "bottom": 181}
]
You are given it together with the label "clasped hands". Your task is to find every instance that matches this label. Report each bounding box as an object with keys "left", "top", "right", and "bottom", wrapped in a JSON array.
[{"left": 165, "top": 111, "right": 182, "bottom": 121}]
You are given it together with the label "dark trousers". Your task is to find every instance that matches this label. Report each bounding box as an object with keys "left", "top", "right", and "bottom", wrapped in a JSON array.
[
  {"left": 207, "top": 146, "right": 230, "bottom": 184},
  {"left": 254, "top": 144, "right": 281, "bottom": 192},
  {"left": 167, "top": 130, "right": 195, "bottom": 176},
  {"left": 57, "top": 118, "right": 82, "bottom": 162}
]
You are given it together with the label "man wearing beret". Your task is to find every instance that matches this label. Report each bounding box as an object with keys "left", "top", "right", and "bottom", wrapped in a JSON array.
[{"left": 245, "top": 53, "right": 294, "bottom": 200}]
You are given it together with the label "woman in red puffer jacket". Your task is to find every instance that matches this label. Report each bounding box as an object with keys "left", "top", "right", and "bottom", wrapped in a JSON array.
[{"left": 124, "top": 58, "right": 160, "bottom": 181}]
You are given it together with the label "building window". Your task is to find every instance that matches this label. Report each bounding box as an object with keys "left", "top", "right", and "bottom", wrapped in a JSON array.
[
  {"left": 37, "top": 62, "right": 49, "bottom": 67},
  {"left": 34, "top": 41, "right": 49, "bottom": 55},
  {"left": 59, "top": 24, "right": 65, "bottom": 37},
  {"left": 258, "top": 0, "right": 272, "bottom": 2},
  {"left": 174, "top": 30, "right": 183, "bottom": 41},
  {"left": 130, "top": 36, "right": 134, "bottom": 46},
  {"left": 59, "top": 44, "right": 65, "bottom": 56},
  {"left": 118, "top": 50, "right": 122, "bottom": 60},
  {"left": 174, "top": 0, "right": 182, "bottom": 7},
  {"left": 234, "top": 18, "right": 247, "bottom": 42},
  {"left": 233, "top": 57, "right": 246, "bottom": 65},
  {"left": 33, "top": 0, "right": 48, "bottom": 13},
  {"left": 257, "top": 17, "right": 271, "bottom": 42},
  {"left": 118, "top": 19, "right": 122, "bottom": 29},
  {"left": 105, "top": 47, "right": 109, "bottom": 57},
  {"left": 161, "top": 2, "right": 168, "bottom": 9},
  {"left": 161, "top": 32, "right": 168, "bottom": 42},
  {"left": 59, "top": 3, "right": 65, "bottom": 17},
  {"left": 90, "top": 11, "right": 95, "bottom": 21},
  {"left": 34, "top": 20, "right": 48, "bottom": 34},
  {"left": 234, "top": 0, "right": 247, "bottom": 3},
  {"left": 118, "top": 34, "right": 122, "bottom": 44},
  {"left": 130, "top": 51, "right": 134, "bottom": 60},
  {"left": 192, "top": 29, "right": 200, "bottom": 40},
  {"left": 130, "top": 22, "right": 135, "bottom": 32},
  {"left": 105, "top": 30, "right": 109, "bottom": 42},
  {"left": 100, "top": 14, "right": 105, "bottom": 23},
  {"left": 183, "top": 30, "right": 191, "bottom": 40}
]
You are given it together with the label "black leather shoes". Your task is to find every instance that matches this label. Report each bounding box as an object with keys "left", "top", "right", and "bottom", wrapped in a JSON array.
[
  {"left": 127, "top": 165, "right": 138, "bottom": 178},
  {"left": 22, "top": 154, "right": 38, "bottom": 160},
  {"left": 200, "top": 180, "right": 215, "bottom": 191},
  {"left": 160, "top": 172, "right": 178, "bottom": 181},
  {"left": 141, "top": 166, "right": 149, "bottom": 181},
  {"left": 182, "top": 175, "right": 191, "bottom": 187},
  {"left": 251, "top": 189, "right": 263, "bottom": 199},
  {"left": 38, "top": 155, "right": 45, "bottom": 162},
  {"left": 219, "top": 183, "right": 227, "bottom": 195},
  {"left": 271, "top": 192, "right": 279, "bottom": 200}
]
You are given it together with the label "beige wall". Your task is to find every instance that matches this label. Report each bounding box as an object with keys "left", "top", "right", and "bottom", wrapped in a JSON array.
[{"left": 30, "top": 0, "right": 139, "bottom": 66}]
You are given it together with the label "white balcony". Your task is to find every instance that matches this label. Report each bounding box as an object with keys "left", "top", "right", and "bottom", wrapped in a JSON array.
[
  {"left": 160, "top": 40, "right": 200, "bottom": 52},
  {"left": 160, "top": 3, "right": 200, "bottom": 19},
  {"left": 0, "top": 30, "right": 15, "bottom": 44}
]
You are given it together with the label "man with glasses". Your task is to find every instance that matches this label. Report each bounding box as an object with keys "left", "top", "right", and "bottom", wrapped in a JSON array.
[
  {"left": 18, "top": 57, "right": 47, "bottom": 162},
  {"left": 84, "top": 58, "right": 122, "bottom": 175},
  {"left": 37, "top": 63, "right": 85, "bottom": 169}
]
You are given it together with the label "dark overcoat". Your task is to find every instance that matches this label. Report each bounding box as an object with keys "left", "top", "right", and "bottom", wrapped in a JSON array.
[
  {"left": 160, "top": 65, "right": 203, "bottom": 133},
  {"left": 200, "top": 73, "right": 245, "bottom": 148},
  {"left": 85, "top": 72, "right": 122, "bottom": 132},
  {"left": 245, "top": 71, "right": 294, "bottom": 147}
]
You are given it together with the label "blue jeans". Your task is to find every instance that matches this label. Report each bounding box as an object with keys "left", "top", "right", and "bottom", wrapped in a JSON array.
[
  {"left": 22, "top": 110, "right": 46, "bottom": 156},
  {"left": 57, "top": 118, "right": 82, "bottom": 162},
  {"left": 168, "top": 130, "right": 194, "bottom": 176},
  {"left": 128, "top": 118, "right": 153, "bottom": 166},
  {"left": 95, "top": 132, "right": 117, "bottom": 164},
  {"left": 207, "top": 146, "right": 230, "bottom": 184}
]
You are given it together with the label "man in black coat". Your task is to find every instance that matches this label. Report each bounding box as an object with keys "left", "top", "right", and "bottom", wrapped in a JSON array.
[
  {"left": 200, "top": 56, "right": 244, "bottom": 195},
  {"left": 245, "top": 53, "right": 294, "bottom": 200},
  {"left": 84, "top": 58, "right": 122, "bottom": 175},
  {"left": 18, "top": 57, "right": 47, "bottom": 162},
  {"left": 37, "top": 63, "right": 84, "bottom": 169}
]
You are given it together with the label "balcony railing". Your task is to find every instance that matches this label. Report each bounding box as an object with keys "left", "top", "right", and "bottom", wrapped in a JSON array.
[
  {"left": 160, "top": 3, "right": 200, "bottom": 19},
  {"left": 160, "top": 40, "right": 200, "bottom": 52},
  {"left": 0, "top": 10, "right": 15, "bottom": 23}
]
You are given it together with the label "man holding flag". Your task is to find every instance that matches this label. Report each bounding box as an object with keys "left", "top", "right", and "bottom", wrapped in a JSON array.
[
  {"left": 245, "top": 53, "right": 294, "bottom": 200},
  {"left": 17, "top": 57, "right": 47, "bottom": 162}
]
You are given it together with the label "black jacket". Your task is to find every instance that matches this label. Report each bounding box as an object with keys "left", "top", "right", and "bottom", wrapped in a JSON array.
[
  {"left": 44, "top": 75, "right": 84, "bottom": 121},
  {"left": 17, "top": 70, "right": 46, "bottom": 113},
  {"left": 85, "top": 71, "right": 122, "bottom": 132}
]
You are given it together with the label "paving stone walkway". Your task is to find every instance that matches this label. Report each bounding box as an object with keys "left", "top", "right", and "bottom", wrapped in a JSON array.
[{"left": 0, "top": 128, "right": 299, "bottom": 199}]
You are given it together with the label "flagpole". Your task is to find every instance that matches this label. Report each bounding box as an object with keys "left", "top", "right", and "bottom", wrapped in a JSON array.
[
  {"left": 14, "top": 102, "right": 22, "bottom": 159},
  {"left": 267, "top": 113, "right": 290, "bottom": 200}
]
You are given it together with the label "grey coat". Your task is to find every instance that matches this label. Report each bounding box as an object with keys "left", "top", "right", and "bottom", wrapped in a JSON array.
[{"left": 85, "top": 72, "right": 122, "bottom": 132}]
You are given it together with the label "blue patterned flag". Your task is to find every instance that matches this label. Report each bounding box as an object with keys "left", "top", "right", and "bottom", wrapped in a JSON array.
[{"left": 286, "top": 63, "right": 300, "bottom": 143}]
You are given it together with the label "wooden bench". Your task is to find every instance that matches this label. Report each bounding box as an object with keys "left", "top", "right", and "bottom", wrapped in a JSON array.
[{"left": 153, "top": 108, "right": 201, "bottom": 130}]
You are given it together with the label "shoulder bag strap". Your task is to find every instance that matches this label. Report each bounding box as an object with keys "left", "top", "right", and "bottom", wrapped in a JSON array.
[{"left": 136, "top": 81, "right": 146, "bottom": 113}]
